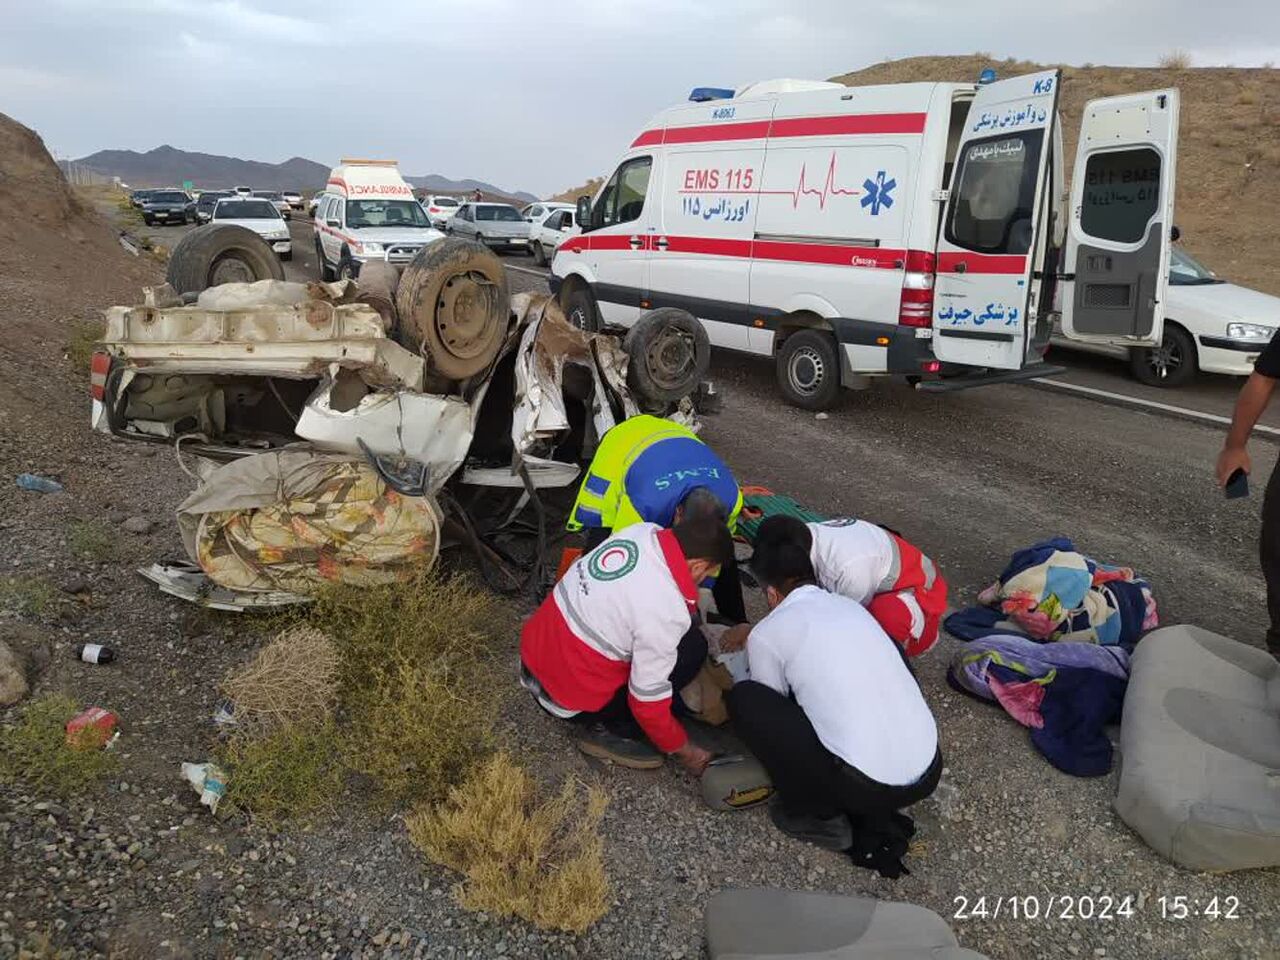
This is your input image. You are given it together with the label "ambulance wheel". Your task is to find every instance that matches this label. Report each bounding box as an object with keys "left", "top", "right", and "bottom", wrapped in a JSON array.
[
  {"left": 396, "top": 237, "right": 509, "bottom": 384},
  {"left": 777, "top": 329, "right": 840, "bottom": 410},
  {"left": 165, "top": 223, "right": 285, "bottom": 294},
  {"left": 1130, "top": 323, "right": 1196, "bottom": 388},
  {"left": 315, "top": 239, "right": 335, "bottom": 281},
  {"left": 562, "top": 283, "right": 599, "bottom": 333},
  {"left": 624, "top": 307, "right": 711, "bottom": 404},
  {"left": 337, "top": 250, "right": 359, "bottom": 281}
]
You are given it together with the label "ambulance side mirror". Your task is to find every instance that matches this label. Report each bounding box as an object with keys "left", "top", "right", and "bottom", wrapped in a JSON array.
[{"left": 576, "top": 196, "right": 593, "bottom": 233}]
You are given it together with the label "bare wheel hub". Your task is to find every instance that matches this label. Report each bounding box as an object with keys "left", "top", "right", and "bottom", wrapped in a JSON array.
[
  {"left": 209, "top": 253, "right": 256, "bottom": 286},
  {"left": 788, "top": 346, "right": 825, "bottom": 395},
  {"left": 645, "top": 327, "right": 696, "bottom": 390},
  {"left": 435, "top": 271, "right": 499, "bottom": 360}
]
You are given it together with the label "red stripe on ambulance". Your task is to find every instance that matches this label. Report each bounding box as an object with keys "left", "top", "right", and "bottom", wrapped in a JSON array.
[
  {"left": 629, "top": 112, "right": 928, "bottom": 148},
  {"left": 935, "top": 252, "right": 1027, "bottom": 275}
]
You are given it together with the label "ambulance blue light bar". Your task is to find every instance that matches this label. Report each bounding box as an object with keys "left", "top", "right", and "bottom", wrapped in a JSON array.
[
  {"left": 978, "top": 68, "right": 997, "bottom": 85},
  {"left": 689, "top": 87, "right": 735, "bottom": 102}
]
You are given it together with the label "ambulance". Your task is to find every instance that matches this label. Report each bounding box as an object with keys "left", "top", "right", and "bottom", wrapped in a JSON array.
[
  {"left": 552, "top": 70, "right": 1180, "bottom": 408},
  {"left": 314, "top": 159, "right": 443, "bottom": 280}
]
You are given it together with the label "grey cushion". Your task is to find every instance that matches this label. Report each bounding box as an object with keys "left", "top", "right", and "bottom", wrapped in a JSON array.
[
  {"left": 1114, "top": 624, "right": 1280, "bottom": 871},
  {"left": 706, "top": 889, "right": 991, "bottom": 959}
]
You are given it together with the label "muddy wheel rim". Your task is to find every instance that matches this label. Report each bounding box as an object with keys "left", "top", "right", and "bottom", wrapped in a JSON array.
[
  {"left": 645, "top": 327, "right": 696, "bottom": 391},
  {"left": 209, "top": 253, "right": 257, "bottom": 286},
  {"left": 568, "top": 304, "right": 588, "bottom": 330},
  {"left": 787, "top": 345, "right": 825, "bottom": 395},
  {"left": 435, "top": 271, "right": 499, "bottom": 360},
  {"left": 1146, "top": 336, "right": 1183, "bottom": 379}
]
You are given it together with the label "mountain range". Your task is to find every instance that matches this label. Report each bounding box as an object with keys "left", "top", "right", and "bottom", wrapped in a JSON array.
[{"left": 69, "top": 144, "right": 537, "bottom": 201}]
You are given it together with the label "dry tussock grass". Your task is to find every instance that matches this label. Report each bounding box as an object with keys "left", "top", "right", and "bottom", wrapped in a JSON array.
[
  {"left": 222, "top": 625, "right": 339, "bottom": 735},
  {"left": 407, "top": 753, "right": 609, "bottom": 934},
  {"left": 219, "top": 719, "right": 343, "bottom": 826}
]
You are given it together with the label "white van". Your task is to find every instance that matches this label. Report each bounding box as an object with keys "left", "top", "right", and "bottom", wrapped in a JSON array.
[
  {"left": 314, "top": 159, "right": 443, "bottom": 281},
  {"left": 552, "top": 72, "right": 1180, "bottom": 407}
]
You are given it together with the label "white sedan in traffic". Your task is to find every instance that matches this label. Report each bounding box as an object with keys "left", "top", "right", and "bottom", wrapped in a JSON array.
[
  {"left": 212, "top": 198, "right": 292, "bottom": 261},
  {"left": 1053, "top": 247, "right": 1280, "bottom": 387},
  {"left": 529, "top": 208, "right": 577, "bottom": 267}
]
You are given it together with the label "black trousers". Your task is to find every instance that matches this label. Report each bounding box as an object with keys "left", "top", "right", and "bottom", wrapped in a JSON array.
[
  {"left": 583, "top": 526, "right": 747, "bottom": 624},
  {"left": 572, "top": 624, "right": 708, "bottom": 738},
  {"left": 726, "top": 680, "right": 942, "bottom": 821},
  {"left": 1262, "top": 465, "right": 1280, "bottom": 658}
]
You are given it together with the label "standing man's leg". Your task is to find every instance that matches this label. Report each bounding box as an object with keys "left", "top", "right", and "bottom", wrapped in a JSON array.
[{"left": 1262, "top": 463, "right": 1280, "bottom": 658}]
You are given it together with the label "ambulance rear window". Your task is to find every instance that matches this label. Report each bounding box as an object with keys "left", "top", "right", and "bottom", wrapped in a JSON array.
[
  {"left": 945, "top": 131, "right": 1043, "bottom": 255},
  {"left": 1079, "top": 148, "right": 1161, "bottom": 244}
]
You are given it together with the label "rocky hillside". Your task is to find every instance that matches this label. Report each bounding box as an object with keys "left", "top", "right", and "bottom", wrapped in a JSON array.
[{"left": 834, "top": 56, "right": 1280, "bottom": 295}]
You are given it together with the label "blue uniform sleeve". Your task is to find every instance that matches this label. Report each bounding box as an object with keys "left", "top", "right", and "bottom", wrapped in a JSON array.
[{"left": 624, "top": 436, "right": 739, "bottom": 526}]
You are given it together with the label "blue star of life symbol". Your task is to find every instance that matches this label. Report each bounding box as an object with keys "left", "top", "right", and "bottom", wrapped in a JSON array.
[{"left": 861, "top": 171, "right": 896, "bottom": 215}]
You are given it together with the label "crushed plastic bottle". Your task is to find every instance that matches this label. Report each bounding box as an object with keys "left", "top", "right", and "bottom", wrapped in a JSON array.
[
  {"left": 180, "top": 762, "right": 228, "bottom": 814},
  {"left": 930, "top": 769, "right": 960, "bottom": 822},
  {"left": 16, "top": 473, "right": 63, "bottom": 494}
]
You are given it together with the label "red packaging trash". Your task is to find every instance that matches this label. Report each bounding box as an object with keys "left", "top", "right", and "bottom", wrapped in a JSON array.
[{"left": 65, "top": 707, "right": 118, "bottom": 749}]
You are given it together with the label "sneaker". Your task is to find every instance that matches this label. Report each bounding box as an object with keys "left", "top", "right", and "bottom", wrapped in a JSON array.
[
  {"left": 576, "top": 724, "right": 664, "bottom": 770},
  {"left": 768, "top": 795, "right": 853, "bottom": 852}
]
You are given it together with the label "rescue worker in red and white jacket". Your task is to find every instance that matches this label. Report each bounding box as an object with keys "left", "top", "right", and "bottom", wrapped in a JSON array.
[
  {"left": 731, "top": 516, "right": 948, "bottom": 658},
  {"left": 520, "top": 516, "right": 733, "bottom": 772}
]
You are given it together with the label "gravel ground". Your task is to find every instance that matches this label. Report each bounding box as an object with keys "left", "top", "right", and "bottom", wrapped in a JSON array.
[{"left": 1, "top": 207, "right": 1277, "bottom": 959}]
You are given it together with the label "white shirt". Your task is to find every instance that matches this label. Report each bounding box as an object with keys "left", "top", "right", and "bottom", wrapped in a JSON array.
[
  {"left": 746, "top": 585, "right": 938, "bottom": 786},
  {"left": 807, "top": 519, "right": 896, "bottom": 604}
]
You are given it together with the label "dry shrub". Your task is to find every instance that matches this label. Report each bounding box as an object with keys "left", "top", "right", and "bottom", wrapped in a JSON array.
[
  {"left": 218, "top": 719, "right": 343, "bottom": 826},
  {"left": 1237, "top": 88, "right": 1259, "bottom": 105},
  {"left": 222, "top": 625, "right": 339, "bottom": 735},
  {"left": 0, "top": 695, "right": 116, "bottom": 796},
  {"left": 1158, "top": 49, "right": 1191, "bottom": 69},
  {"left": 303, "top": 570, "right": 505, "bottom": 806},
  {"left": 65, "top": 319, "right": 104, "bottom": 376},
  {"left": 407, "top": 753, "right": 609, "bottom": 934}
]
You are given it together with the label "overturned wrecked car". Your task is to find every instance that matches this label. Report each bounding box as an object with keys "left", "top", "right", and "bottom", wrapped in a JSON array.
[{"left": 89, "top": 224, "right": 713, "bottom": 606}]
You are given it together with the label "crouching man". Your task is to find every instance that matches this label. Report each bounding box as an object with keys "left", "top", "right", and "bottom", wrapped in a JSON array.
[
  {"left": 751, "top": 515, "right": 948, "bottom": 657},
  {"left": 727, "top": 520, "right": 942, "bottom": 878},
  {"left": 520, "top": 516, "right": 732, "bottom": 773}
]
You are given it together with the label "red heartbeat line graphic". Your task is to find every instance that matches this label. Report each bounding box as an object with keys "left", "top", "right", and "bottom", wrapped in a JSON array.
[{"left": 675, "top": 153, "right": 862, "bottom": 209}]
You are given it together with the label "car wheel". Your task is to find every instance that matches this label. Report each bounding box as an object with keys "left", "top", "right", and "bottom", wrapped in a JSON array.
[
  {"left": 315, "top": 239, "right": 335, "bottom": 281},
  {"left": 776, "top": 329, "right": 841, "bottom": 410},
  {"left": 279, "top": 251, "right": 292, "bottom": 262},
  {"left": 165, "top": 223, "right": 285, "bottom": 294},
  {"left": 1130, "top": 323, "right": 1197, "bottom": 388},
  {"left": 143, "top": 215, "right": 153, "bottom": 226},
  {"left": 623, "top": 308, "right": 712, "bottom": 404},
  {"left": 397, "top": 238, "right": 509, "bottom": 388},
  {"left": 531, "top": 241, "right": 546, "bottom": 267},
  {"left": 562, "top": 283, "right": 599, "bottom": 333}
]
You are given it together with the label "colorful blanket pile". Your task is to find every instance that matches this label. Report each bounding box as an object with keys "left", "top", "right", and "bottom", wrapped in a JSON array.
[
  {"left": 948, "top": 635, "right": 1130, "bottom": 776},
  {"left": 945, "top": 537, "right": 1157, "bottom": 650}
]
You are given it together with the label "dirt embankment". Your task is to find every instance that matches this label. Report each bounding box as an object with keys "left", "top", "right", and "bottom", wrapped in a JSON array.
[{"left": 0, "top": 112, "right": 160, "bottom": 460}]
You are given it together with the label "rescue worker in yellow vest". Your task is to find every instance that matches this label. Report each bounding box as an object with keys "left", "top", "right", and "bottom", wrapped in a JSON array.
[{"left": 568, "top": 414, "right": 747, "bottom": 622}]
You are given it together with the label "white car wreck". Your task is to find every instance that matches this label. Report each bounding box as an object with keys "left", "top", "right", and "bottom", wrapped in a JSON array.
[{"left": 90, "top": 228, "right": 710, "bottom": 606}]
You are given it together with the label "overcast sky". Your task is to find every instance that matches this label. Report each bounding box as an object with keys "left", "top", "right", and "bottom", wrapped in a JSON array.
[{"left": 3, "top": 0, "right": 1277, "bottom": 196}]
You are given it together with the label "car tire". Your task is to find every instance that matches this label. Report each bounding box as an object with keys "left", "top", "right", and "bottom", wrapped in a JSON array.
[
  {"left": 315, "top": 239, "right": 335, "bottom": 281},
  {"left": 776, "top": 328, "right": 841, "bottom": 410},
  {"left": 531, "top": 241, "right": 546, "bottom": 267},
  {"left": 396, "top": 237, "right": 509, "bottom": 387},
  {"left": 143, "top": 215, "right": 153, "bottom": 226},
  {"left": 165, "top": 223, "right": 285, "bottom": 294},
  {"left": 1130, "top": 323, "right": 1197, "bottom": 388},
  {"left": 279, "top": 251, "right": 293, "bottom": 262},
  {"left": 623, "top": 307, "right": 712, "bottom": 404},
  {"left": 562, "top": 283, "right": 600, "bottom": 333}
]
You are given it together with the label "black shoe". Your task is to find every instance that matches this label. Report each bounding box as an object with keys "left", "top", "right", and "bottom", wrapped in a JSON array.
[
  {"left": 575, "top": 723, "right": 663, "bottom": 770},
  {"left": 768, "top": 796, "right": 853, "bottom": 852}
]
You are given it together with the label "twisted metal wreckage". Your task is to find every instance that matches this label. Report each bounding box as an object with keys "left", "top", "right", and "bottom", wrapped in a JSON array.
[{"left": 90, "top": 232, "right": 709, "bottom": 608}]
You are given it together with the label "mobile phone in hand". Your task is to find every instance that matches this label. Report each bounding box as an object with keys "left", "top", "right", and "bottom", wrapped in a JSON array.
[{"left": 1225, "top": 468, "right": 1249, "bottom": 499}]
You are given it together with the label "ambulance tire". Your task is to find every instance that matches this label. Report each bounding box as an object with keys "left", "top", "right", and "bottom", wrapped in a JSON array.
[
  {"left": 624, "top": 307, "right": 711, "bottom": 404},
  {"left": 315, "top": 239, "right": 335, "bottom": 281},
  {"left": 562, "top": 283, "right": 599, "bottom": 333},
  {"left": 165, "top": 223, "right": 285, "bottom": 294},
  {"left": 396, "top": 237, "right": 509, "bottom": 382},
  {"left": 776, "top": 329, "right": 841, "bottom": 410}
]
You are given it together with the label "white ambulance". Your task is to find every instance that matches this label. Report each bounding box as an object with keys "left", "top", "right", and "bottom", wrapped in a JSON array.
[
  {"left": 552, "top": 71, "right": 1179, "bottom": 408},
  {"left": 314, "top": 159, "right": 443, "bottom": 281}
]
